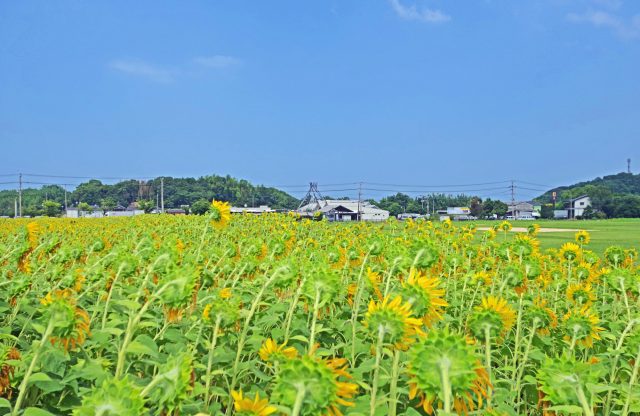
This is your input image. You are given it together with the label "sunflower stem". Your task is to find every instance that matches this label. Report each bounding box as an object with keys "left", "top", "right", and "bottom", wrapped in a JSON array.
[
  {"left": 308, "top": 287, "right": 322, "bottom": 355},
  {"left": 621, "top": 345, "right": 640, "bottom": 416},
  {"left": 511, "top": 293, "right": 524, "bottom": 381},
  {"left": 484, "top": 325, "right": 493, "bottom": 408},
  {"left": 227, "top": 268, "right": 283, "bottom": 415},
  {"left": 12, "top": 318, "right": 55, "bottom": 416},
  {"left": 604, "top": 318, "right": 637, "bottom": 415},
  {"left": 370, "top": 326, "right": 385, "bottom": 416},
  {"left": 284, "top": 278, "right": 305, "bottom": 343},
  {"left": 388, "top": 349, "right": 401, "bottom": 416},
  {"left": 204, "top": 315, "right": 222, "bottom": 406},
  {"left": 350, "top": 252, "right": 371, "bottom": 367},
  {"left": 291, "top": 383, "right": 306, "bottom": 416},
  {"left": 575, "top": 384, "right": 593, "bottom": 416},
  {"left": 439, "top": 356, "right": 452, "bottom": 414},
  {"left": 620, "top": 278, "right": 632, "bottom": 322},
  {"left": 514, "top": 318, "right": 538, "bottom": 410}
]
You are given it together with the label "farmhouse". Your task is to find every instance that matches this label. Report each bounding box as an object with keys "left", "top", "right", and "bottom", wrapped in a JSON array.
[
  {"left": 298, "top": 199, "right": 389, "bottom": 222},
  {"left": 506, "top": 201, "right": 538, "bottom": 220},
  {"left": 554, "top": 195, "right": 592, "bottom": 219}
]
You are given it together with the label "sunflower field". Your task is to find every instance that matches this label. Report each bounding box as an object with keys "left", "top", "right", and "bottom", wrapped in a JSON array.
[{"left": 0, "top": 209, "right": 639, "bottom": 416}]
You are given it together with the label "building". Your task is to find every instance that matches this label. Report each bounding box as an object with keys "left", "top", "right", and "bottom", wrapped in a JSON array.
[
  {"left": 554, "top": 195, "right": 592, "bottom": 219},
  {"left": 230, "top": 205, "right": 274, "bottom": 215},
  {"left": 437, "top": 207, "right": 475, "bottom": 221},
  {"left": 297, "top": 199, "right": 389, "bottom": 222},
  {"left": 506, "top": 202, "right": 538, "bottom": 220}
]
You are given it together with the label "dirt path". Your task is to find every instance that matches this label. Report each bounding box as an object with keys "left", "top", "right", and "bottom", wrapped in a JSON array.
[{"left": 477, "top": 227, "right": 589, "bottom": 233}]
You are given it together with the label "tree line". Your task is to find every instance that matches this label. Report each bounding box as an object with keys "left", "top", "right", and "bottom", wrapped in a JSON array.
[{"left": 0, "top": 175, "right": 299, "bottom": 217}]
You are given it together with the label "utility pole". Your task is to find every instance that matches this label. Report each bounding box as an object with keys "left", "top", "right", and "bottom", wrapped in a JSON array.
[
  {"left": 18, "top": 173, "right": 22, "bottom": 218},
  {"left": 14, "top": 198, "right": 17, "bottom": 218},
  {"left": 357, "top": 182, "right": 362, "bottom": 221},
  {"left": 64, "top": 187, "right": 68, "bottom": 210},
  {"left": 160, "top": 177, "right": 164, "bottom": 214},
  {"left": 628, "top": 158, "right": 632, "bottom": 174},
  {"left": 510, "top": 180, "right": 516, "bottom": 219}
]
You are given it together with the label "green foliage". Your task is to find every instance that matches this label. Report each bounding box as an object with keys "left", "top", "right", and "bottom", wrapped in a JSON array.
[
  {"left": 190, "top": 199, "right": 211, "bottom": 215},
  {"left": 0, "top": 175, "right": 299, "bottom": 216},
  {"left": 42, "top": 200, "right": 62, "bottom": 217}
]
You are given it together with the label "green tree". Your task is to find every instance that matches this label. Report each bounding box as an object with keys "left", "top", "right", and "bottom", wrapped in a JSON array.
[
  {"left": 137, "top": 199, "right": 155, "bottom": 213},
  {"left": 42, "top": 200, "right": 62, "bottom": 217},
  {"left": 190, "top": 199, "right": 211, "bottom": 215},
  {"left": 78, "top": 202, "right": 93, "bottom": 214},
  {"left": 100, "top": 197, "right": 117, "bottom": 213}
]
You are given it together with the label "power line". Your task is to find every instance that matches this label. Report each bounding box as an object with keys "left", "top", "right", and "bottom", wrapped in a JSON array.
[{"left": 361, "top": 180, "right": 511, "bottom": 188}]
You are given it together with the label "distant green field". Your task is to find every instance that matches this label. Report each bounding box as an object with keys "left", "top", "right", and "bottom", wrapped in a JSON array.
[{"left": 462, "top": 218, "right": 640, "bottom": 254}]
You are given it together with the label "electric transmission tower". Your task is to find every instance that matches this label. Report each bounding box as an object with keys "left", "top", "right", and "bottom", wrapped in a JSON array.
[{"left": 297, "top": 182, "right": 326, "bottom": 211}]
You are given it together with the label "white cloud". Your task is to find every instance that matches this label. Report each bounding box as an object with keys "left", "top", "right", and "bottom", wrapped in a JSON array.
[
  {"left": 568, "top": 9, "right": 640, "bottom": 39},
  {"left": 388, "top": 0, "right": 451, "bottom": 23},
  {"left": 193, "top": 55, "right": 241, "bottom": 68},
  {"left": 109, "top": 60, "right": 173, "bottom": 83}
]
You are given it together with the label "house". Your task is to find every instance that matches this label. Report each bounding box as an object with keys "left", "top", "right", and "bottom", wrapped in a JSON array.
[
  {"left": 569, "top": 195, "right": 591, "bottom": 218},
  {"left": 555, "top": 195, "right": 592, "bottom": 219},
  {"left": 506, "top": 202, "right": 538, "bottom": 220},
  {"left": 230, "top": 205, "right": 274, "bottom": 215},
  {"left": 553, "top": 195, "right": 592, "bottom": 219},
  {"left": 437, "top": 207, "right": 475, "bottom": 221},
  {"left": 297, "top": 200, "right": 389, "bottom": 222}
]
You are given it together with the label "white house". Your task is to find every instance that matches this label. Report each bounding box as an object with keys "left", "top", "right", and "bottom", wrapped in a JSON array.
[
  {"left": 554, "top": 195, "right": 592, "bottom": 219},
  {"left": 437, "top": 207, "right": 475, "bottom": 221},
  {"left": 570, "top": 195, "right": 591, "bottom": 218},
  {"left": 231, "top": 205, "right": 273, "bottom": 215},
  {"left": 298, "top": 199, "right": 389, "bottom": 222}
]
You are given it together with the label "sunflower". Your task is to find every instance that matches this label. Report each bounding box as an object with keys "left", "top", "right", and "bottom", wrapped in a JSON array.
[
  {"left": 363, "top": 295, "right": 424, "bottom": 350},
  {"left": 210, "top": 200, "right": 231, "bottom": 229},
  {"left": 366, "top": 268, "right": 383, "bottom": 301},
  {"left": 562, "top": 305, "right": 604, "bottom": 348},
  {"left": 527, "top": 297, "right": 558, "bottom": 336},
  {"left": 537, "top": 356, "right": 602, "bottom": 413},
  {"left": 468, "top": 296, "right": 516, "bottom": 341},
  {"left": 566, "top": 282, "right": 595, "bottom": 306},
  {"left": 408, "top": 329, "right": 491, "bottom": 415},
  {"left": 559, "top": 242, "right": 581, "bottom": 263},
  {"left": 574, "top": 230, "right": 590, "bottom": 246},
  {"left": 400, "top": 268, "right": 448, "bottom": 326},
  {"left": 513, "top": 234, "right": 539, "bottom": 255},
  {"left": 527, "top": 223, "right": 540, "bottom": 236},
  {"left": 271, "top": 355, "right": 357, "bottom": 416},
  {"left": 40, "top": 289, "right": 91, "bottom": 351},
  {"left": 471, "top": 270, "right": 492, "bottom": 286},
  {"left": 259, "top": 338, "right": 298, "bottom": 363},
  {"left": 499, "top": 221, "right": 512, "bottom": 233},
  {"left": 484, "top": 228, "right": 497, "bottom": 240},
  {"left": 231, "top": 390, "right": 277, "bottom": 416},
  {"left": 26, "top": 221, "right": 39, "bottom": 248},
  {"left": 0, "top": 345, "right": 20, "bottom": 399}
]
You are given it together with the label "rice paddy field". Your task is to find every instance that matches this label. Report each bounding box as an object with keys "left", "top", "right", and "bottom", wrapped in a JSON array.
[{"left": 0, "top": 211, "right": 639, "bottom": 416}]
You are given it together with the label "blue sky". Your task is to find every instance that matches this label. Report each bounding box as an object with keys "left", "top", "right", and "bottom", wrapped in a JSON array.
[{"left": 1, "top": 0, "right": 639, "bottom": 201}]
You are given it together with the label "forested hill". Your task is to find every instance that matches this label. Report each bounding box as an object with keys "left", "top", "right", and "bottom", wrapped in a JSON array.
[
  {"left": 536, "top": 172, "right": 640, "bottom": 218},
  {"left": 537, "top": 172, "right": 640, "bottom": 202},
  {"left": 0, "top": 175, "right": 299, "bottom": 217}
]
